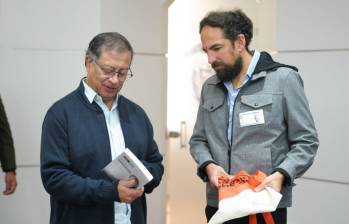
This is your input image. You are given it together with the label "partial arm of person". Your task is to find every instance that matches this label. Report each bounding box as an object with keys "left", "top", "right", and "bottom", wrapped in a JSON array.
[
  {"left": 40, "top": 109, "right": 119, "bottom": 205},
  {"left": 257, "top": 70, "right": 319, "bottom": 191},
  {"left": 205, "top": 163, "right": 229, "bottom": 188},
  {"left": 140, "top": 114, "right": 164, "bottom": 194},
  {"left": 189, "top": 85, "right": 228, "bottom": 186},
  {"left": 0, "top": 96, "right": 17, "bottom": 195},
  {"left": 255, "top": 171, "right": 284, "bottom": 192},
  {"left": 3, "top": 171, "right": 17, "bottom": 195}
]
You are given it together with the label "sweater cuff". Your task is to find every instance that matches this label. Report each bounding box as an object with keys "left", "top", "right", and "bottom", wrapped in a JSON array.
[
  {"left": 3, "top": 169, "right": 16, "bottom": 174},
  {"left": 2, "top": 165, "right": 16, "bottom": 173}
]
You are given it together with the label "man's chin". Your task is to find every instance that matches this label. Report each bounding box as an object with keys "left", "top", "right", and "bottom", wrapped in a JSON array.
[
  {"left": 100, "top": 91, "right": 117, "bottom": 100},
  {"left": 216, "top": 72, "right": 233, "bottom": 82},
  {"left": 102, "top": 86, "right": 118, "bottom": 95}
]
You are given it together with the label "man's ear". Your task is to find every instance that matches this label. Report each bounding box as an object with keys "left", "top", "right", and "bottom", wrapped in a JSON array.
[
  {"left": 234, "top": 34, "right": 246, "bottom": 53},
  {"left": 85, "top": 56, "right": 93, "bottom": 67}
]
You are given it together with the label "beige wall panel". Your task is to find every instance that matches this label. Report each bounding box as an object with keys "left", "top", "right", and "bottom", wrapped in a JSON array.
[
  {"left": 101, "top": 0, "right": 167, "bottom": 54},
  {"left": 289, "top": 178, "right": 348, "bottom": 224},
  {"left": 0, "top": 167, "right": 50, "bottom": 224},
  {"left": 0, "top": 50, "right": 86, "bottom": 165},
  {"left": 276, "top": 0, "right": 349, "bottom": 51},
  {"left": 1, "top": 0, "right": 100, "bottom": 49}
]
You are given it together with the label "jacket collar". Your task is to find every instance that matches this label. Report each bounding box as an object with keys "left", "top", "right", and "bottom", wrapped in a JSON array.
[
  {"left": 206, "top": 75, "right": 222, "bottom": 85},
  {"left": 250, "top": 71, "right": 267, "bottom": 81},
  {"left": 206, "top": 51, "right": 298, "bottom": 85},
  {"left": 76, "top": 78, "right": 103, "bottom": 113}
]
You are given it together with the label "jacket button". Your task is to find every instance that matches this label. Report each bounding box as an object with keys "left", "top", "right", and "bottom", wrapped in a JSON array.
[
  {"left": 210, "top": 106, "right": 214, "bottom": 109},
  {"left": 254, "top": 103, "right": 258, "bottom": 107}
]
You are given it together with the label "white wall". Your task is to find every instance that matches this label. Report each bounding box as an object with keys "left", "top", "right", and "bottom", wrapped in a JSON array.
[
  {"left": 275, "top": 0, "right": 349, "bottom": 223},
  {"left": 0, "top": 0, "right": 99, "bottom": 223},
  {"left": 0, "top": 0, "right": 167, "bottom": 223}
]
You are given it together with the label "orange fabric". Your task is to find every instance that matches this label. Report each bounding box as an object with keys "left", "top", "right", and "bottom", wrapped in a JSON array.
[
  {"left": 248, "top": 213, "right": 275, "bottom": 224},
  {"left": 249, "top": 214, "right": 257, "bottom": 224},
  {"left": 218, "top": 170, "right": 275, "bottom": 224},
  {"left": 262, "top": 212, "right": 275, "bottom": 224},
  {"left": 218, "top": 170, "right": 266, "bottom": 201}
]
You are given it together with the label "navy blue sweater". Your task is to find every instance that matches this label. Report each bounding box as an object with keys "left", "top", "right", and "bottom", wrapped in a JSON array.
[{"left": 40, "top": 81, "right": 164, "bottom": 224}]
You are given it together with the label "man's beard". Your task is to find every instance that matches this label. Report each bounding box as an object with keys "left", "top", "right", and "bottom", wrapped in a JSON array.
[{"left": 213, "top": 56, "right": 243, "bottom": 82}]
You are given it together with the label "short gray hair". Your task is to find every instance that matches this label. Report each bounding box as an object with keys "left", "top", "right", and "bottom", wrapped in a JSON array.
[{"left": 86, "top": 32, "right": 134, "bottom": 61}]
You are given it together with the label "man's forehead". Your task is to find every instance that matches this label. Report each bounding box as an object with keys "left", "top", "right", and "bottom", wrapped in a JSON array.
[
  {"left": 201, "top": 26, "right": 224, "bottom": 37},
  {"left": 100, "top": 48, "right": 131, "bottom": 56},
  {"left": 201, "top": 34, "right": 229, "bottom": 51},
  {"left": 201, "top": 26, "right": 226, "bottom": 41},
  {"left": 98, "top": 49, "right": 132, "bottom": 61}
]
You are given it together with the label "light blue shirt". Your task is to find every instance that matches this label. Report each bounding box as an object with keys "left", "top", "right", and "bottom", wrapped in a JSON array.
[
  {"left": 223, "top": 50, "right": 260, "bottom": 145},
  {"left": 83, "top": 80, "right": 131, "bottom": 224}
]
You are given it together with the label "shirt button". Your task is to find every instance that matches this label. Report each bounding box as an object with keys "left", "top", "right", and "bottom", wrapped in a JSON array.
[{"left": 254, "top": 103, "right": 259, "bottom": 107}]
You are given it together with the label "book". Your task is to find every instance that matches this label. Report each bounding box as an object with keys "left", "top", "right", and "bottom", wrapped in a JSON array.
[{"left": 103, "top": 148, "right": 153, "bottom": 188}]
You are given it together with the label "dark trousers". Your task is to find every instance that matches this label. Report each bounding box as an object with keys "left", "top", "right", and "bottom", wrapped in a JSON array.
[{"left": 205, "top": 205, "right": 287, "bottom": 224}]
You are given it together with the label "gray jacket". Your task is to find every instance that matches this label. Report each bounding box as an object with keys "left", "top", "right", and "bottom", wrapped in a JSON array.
[{"left": 189, "top": 53, "right": 319, "bottom": 208}]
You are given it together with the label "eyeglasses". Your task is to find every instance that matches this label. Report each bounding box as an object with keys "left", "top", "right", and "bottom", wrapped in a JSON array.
[{"left": 93, "top": 60, "right": 133, "bottom": 81}]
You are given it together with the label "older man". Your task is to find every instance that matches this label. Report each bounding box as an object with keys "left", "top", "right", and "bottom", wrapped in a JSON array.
[{"left": 41, "top": 32, "right": 163, "bottom": 224}]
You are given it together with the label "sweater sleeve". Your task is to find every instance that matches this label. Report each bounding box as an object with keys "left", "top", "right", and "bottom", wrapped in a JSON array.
[
  {"left": 40, "top": 108, "right": 119, "bottom": 205},
  {"left": 141, "top": 113, "right": 164, "bottom": 194},
  {"left": 0, "top": 96, "right": 16, "bottom": 172}
]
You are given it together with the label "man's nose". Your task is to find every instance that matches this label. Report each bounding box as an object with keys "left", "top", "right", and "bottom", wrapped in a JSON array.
[
  {"left": 207, "top": 52, "right": 216, "bottom": 65},
  {"left": 109, "top": 74, "right": 122, "bottom": 84}
]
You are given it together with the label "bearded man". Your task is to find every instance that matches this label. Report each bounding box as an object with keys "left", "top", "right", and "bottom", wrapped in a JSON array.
[{"left": 189, "top": 9, "right": 319, "bottom": 224}]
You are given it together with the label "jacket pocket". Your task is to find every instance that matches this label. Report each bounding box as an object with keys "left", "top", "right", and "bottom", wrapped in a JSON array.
[
  {"left": 239, "top": 94, "right": 273, "bottom": 127},
  {"left": 202, "top": 98, "right": 225, "bottom": 112},
  {"left": 240, "top": 94, "right": 272, "bottom": 109}
]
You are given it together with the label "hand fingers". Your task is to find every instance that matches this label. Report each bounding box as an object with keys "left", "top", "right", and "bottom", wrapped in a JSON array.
[
  {"left": 208, "top": 166, "right": 229, "bottom": 188},
  {"left": 119, "top": 178, "right": 138, "bottom": 188},
  {"left": 118, "top": 179, "right": 144, "bottom": 203},
  {"left": 255, "top": 172, "right": 284, "bottom": 192},
  {"left": 3, "top": 187, "right": 15, "bottom": 195},
  {"left": 3, "top": 179, "right": 17, "bottom": 195},
  {"left": 254, "top": 177, "right": 281, "bottom": 192},
  {"left": 120, "top": 187, "right": 144, "bottom": 203},
  {"left": 209, "top": 176, "right": 218, "bottom": 188},
  {"left": 254, "top": 181, "right": 266, "bottom": 192}
]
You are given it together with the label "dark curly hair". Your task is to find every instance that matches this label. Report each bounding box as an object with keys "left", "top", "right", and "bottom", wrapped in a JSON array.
[{"left": 199, "top": 9, "right": 253, "bottom": 51}]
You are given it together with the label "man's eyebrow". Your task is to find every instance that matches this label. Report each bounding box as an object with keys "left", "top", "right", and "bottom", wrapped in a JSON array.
[
  {"left": 203, "top": 43, "right": 223, "bottom": 53},
  {"left": 209, "top": 43, "right": 222, "bottom": 49}
]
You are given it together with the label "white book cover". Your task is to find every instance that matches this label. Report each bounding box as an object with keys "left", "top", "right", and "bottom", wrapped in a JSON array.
[{"left": 103, "top": 148, "right": 153, "bottom": 188}]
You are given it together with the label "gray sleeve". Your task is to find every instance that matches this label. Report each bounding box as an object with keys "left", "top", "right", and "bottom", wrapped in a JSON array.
[
  {"left": 189, "top": 84, "right": 215, "bottom": 181},
  {"left": 276, "top": 70, "right": 319, "bottom": 183}
]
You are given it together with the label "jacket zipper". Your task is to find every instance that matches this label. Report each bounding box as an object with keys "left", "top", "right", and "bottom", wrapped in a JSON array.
[{"left": 228, "top": 78, "right": 252, "bottom": 174}]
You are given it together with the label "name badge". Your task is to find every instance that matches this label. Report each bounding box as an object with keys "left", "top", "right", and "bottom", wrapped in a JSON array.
[{"left": 239, "top": 109, "right": 265, "bottom": 127}]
